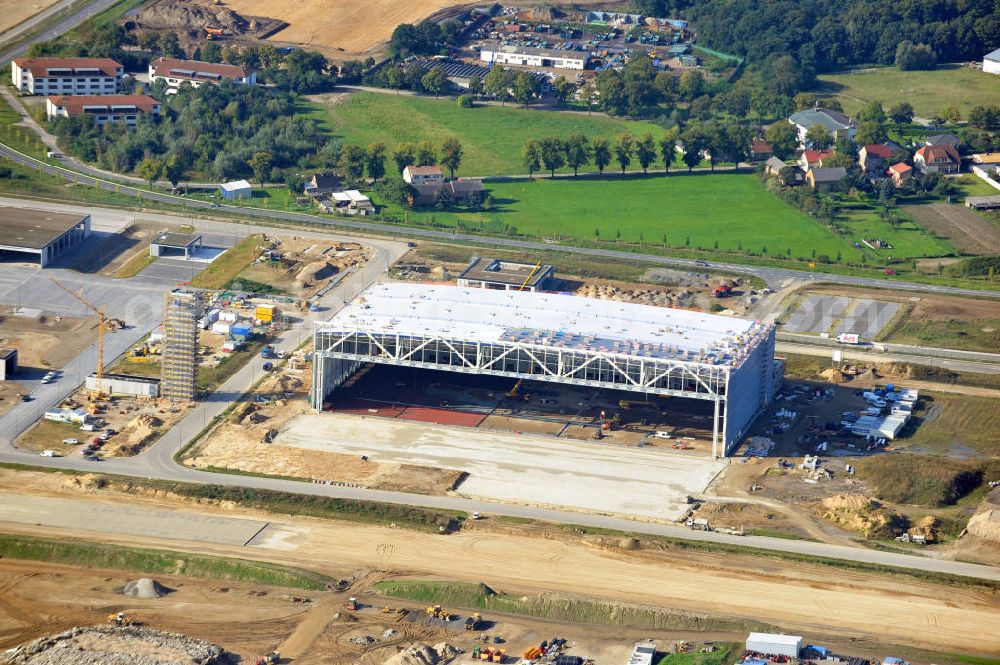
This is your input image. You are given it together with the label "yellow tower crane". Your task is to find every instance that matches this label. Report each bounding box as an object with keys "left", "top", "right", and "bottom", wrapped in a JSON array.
[
  {"left": 49, "top": 277, "right": 108, "bottom": 398},
  {"left": 517, "top": 260, "right": 542, "bottom": 291}
]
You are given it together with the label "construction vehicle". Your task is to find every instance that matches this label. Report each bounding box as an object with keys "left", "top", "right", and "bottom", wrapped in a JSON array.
[
  {"left": 50, "top": 277, "right": 114, "bottom": 399},
  {"left": 204, "top": 27, "right": 227, "bottom": 38},
  {"left": 255, "top": 652, "right": 280, "bottom": 665},
  {"left": 465, "top": 612, "right": 483, "bottom": 630},
  {"left": 107, "top": 611, "right": 135, "bottom": 626},
  {"left": 712, "top": 282, "right": 734, "bottom": 298},
  {"left": 346, "top": 597, "right": 358, "bottom": 611},
  {"left": 506, "top": 379, "right": 529, "bottom": 401}
]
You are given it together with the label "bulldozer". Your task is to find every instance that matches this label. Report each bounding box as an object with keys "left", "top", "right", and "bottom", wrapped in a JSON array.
[
  {"left": 107, "top": 611, "right": 135, "bottom": 626},
  {"left": 426, "top": 605, "right": 451, "bottom": 620}
]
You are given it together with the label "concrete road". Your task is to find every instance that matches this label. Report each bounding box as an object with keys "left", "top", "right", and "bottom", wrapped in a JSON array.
[
  {"left": 776, "top": 342, "right": 1000, "bottom": 374},
  {"left": 0, "top": 0, "right": 120, "bottom": 61},
  {"left": 0, "top": 493, "right": 280, "bottom": 547},
  {"left": 2, "top": 144, "right": 999, "bottom": 301}
]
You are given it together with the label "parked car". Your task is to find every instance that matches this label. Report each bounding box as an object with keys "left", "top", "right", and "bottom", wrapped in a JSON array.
[
  {"left": 39, "top": 450, "right": 57, "bottom": 457},
  {"left": 62, "top": 438, "right": 79, "bottom": 445},
  {"left": 99, "top": 431, "right": 112, "bottom": 441},
  {"left": 20, "top": 395, "right": 32, "bottom": 402}
]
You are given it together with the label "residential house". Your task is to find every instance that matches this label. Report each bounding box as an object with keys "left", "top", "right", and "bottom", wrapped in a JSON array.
[
  {"left": 914, "top": 144, "right": 960, "bottom": 174},
  {"left": 799, "top": 149, "right": 834, "bottom": 171},
  {"left": 925, "top": 133, "right": 961, "bottom": 149},
  {"left": 858, "top": 144, "right": 892, "bottom": 176},
  {"left": 148, "top": 57, "right": 256, "bottom": 93},
  {"left": 403, "top": 165, "right": 444, "bottom": 186},
  {"left": 971, "top": 152, "right": 1000, "bottom": 167},
  {"left": 749, "top": 139, "right": 773, "bottom": 161},
  {"left": 219, "top": 179, "right": 252, "bottom": 199},
  {"left": 984, "top": 47, "right": 1000, "bottom": 75},
  {"left": 324, "top": 190, "right": 374, "bottom": 216},
  {"left": 788, "top": 107, "right": 857, "bottom": 146},
  {"left": 805, "top": 166, "right": 847, "bottom": 192},
  {"left": 12, "top": 57, "right": 123, "bottom": 95},
  {"left": 46, "top": 95, "right": 160, "bottom": 127},
  {"left": 887, "top": 162, "right": 913, "bottom": 187},
  {"left": 304, "top": 173, "right": 342, "bottom": 197},
  {"left": 412, "top": 182, "right": 444, "bottom": 206},
  {"left": 764, "top": 156, "right": 786, "bottom": 177},
  {"left": 447, "top": 178, "right": 485, "bottom": 202}
]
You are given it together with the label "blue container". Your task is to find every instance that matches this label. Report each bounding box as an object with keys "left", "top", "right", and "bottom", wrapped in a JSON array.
[{"left": 231, "top": 323, "right": 252, "bottom": 337}]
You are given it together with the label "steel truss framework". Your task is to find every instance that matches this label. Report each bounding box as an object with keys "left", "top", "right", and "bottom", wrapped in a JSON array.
[{"left": 314, "top": 328, "right": 750, "bottom": 457}]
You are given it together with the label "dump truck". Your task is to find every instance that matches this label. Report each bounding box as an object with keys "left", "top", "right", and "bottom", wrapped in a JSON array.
[
  {"left": 465, "top": 612, "right": 482, "bottom": 630},
  {"left": 686, "top": 517, "right": 710, "bottom": 531}
]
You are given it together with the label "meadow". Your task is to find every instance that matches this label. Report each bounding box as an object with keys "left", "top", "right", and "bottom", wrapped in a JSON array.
[
  {"left": 378, "top": 173, "right": 953, "bottom": 260},
  {"left": 816, "top": 64, "right": 1000, "bottom": 117},
  {"left": 307, "top": 92, "right": 666, "bottom": 177}
]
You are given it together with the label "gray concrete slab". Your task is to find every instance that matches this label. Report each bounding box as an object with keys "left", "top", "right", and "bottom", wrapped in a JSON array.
[
  {"left": 783, "top": 295, "right": 848, "bottom": 334},
  {"left": 836, "top": 299, "right": 900, "bottom": 338},
  {"left": 0, "top": 493, "right": 273, "bottom": 546}
]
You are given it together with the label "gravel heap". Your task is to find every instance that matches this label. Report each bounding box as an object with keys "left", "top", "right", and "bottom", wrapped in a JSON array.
[
  {"left": 3, "top": 626, "right": 232, "bottom": 665},
  {"left": 118, "top": 578, "right": 170, "bottom": 599}
]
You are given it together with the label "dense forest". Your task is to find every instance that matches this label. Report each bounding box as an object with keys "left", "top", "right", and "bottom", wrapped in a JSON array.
[{"left": 635, "top": 0, "right": 1000, "bottom": 70}]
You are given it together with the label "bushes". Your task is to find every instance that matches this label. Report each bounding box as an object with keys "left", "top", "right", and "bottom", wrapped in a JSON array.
[
  {"left": 946, "top": 255, "right": 1000, "bottom": 278},
  {"left": 856, "top": 455, "right": 990, "bottom": 506}
]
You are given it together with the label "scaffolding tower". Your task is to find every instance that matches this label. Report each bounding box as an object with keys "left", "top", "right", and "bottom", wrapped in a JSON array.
[{"left": 161, "top": 288, "right": 201, "bottom": 400}]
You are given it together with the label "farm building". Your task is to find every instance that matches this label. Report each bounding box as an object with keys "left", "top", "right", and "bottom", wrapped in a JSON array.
[
  {"left": 479, "top": 42, "right": 590, "bottom": 70},
  {"left": 219, "top": 180, "right": 252, "bottom": 199},
  {"left": 85, "top": 373, "right": 160, "bottom": 398},
  {"left": 746, "top": 633, "right": 802, "bottom": 658},
  {"left": 0, "top": 208, "right": 91, "bottom": 267},
  {"left": 149, "top": 231, "right": 203, "bottom": 258},
  {"left": 0, "top": 348, "right": 17, "bottom": 380},
  {"left": 313, "top": 283, "right": 780, "bottom": 457},
  {"left": 457, "top": 257, "right": 555, "bottom": 291}
]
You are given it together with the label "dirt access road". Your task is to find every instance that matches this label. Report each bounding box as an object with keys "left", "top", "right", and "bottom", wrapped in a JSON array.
[{"left": 1, "top": 481, "right": 998, "bottom": 656}]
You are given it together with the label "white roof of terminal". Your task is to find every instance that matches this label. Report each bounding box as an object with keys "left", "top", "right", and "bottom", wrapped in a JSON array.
[{"left": 319, "top": 283, "right": 771, "bottom": 367}]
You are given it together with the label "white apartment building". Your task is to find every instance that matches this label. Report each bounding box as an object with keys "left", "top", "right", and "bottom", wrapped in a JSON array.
[
  {"left": 148, "top": 57, "right": 256, "bottom": 93},
  {"left": 46, "top": 95, "right": 161, "bottom": 127},
  {"left": 12, "top": 57, "right": 124, "bottom": 95}
]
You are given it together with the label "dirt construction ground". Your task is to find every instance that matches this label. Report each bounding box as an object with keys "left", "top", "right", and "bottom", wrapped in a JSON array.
[{"left": 1, "top": 470, "right": 999, "bottom": 658}]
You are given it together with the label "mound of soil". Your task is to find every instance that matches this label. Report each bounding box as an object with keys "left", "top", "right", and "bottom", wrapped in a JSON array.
[
  {"left": 129, "top": 0, "right": 284, "bottom": 39},
  {"left": 820, "top": 494, "right": 905, "bottom": 538},
  {"left": 384, "top": 643, "right": 461, "bottom": 665},
  {"left": 5, "top": 625, "right": 231, "bottom": 665},
  {"left": 118, "top": 578, "right": 171, "bottom": 599}
]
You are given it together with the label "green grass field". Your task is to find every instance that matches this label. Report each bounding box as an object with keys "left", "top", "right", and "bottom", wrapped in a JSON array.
[
  {"left": 816, "top": 65, "right": 1000, "bottom": 117},
  {"left": 308, "top": 92, "right": 664, "bottom": 177},
  {"left": 378, "top": 173, "right": 952, "bottom": 260}
]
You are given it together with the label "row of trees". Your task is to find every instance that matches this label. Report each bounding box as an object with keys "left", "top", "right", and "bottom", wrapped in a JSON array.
[{"left": 520, "top": 123, "right": 758, "bottom": 177}]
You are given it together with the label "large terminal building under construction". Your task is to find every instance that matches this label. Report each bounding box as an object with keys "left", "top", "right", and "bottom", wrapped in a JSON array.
[{"left": 313, "top": 283, "right": 781, "bottom": 456}]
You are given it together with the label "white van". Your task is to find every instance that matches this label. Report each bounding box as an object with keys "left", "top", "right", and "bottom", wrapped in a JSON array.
[
  {"left": 654, "top": 431, "right": 672, "bottom": 439},
  {"left": 39, "top": 450, "right": 57, "bottom": 457}
]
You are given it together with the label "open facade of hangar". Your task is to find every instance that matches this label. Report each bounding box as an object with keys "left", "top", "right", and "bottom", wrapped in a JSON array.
[
  {"left": 0, "top": 207, "right": 91, "bottom": 267},
  {"left": 313, "top": 283, "right": 781, "bottom": 456}
]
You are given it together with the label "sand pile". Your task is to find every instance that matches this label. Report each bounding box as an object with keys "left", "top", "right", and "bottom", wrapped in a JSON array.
[
  {"left": 908, "top": 515, "right": 939, "bottom": 542},
  {"left": 967, "top": 509, "right": 1000, "bottom": 542},
  {"left": 820, "top": 494, "right": 904, "bottom": 538},
  {"left": 294, "top": 259, "right": 333, "bottom": 289},
  {"left": 118, "top": 578, "right": 170, "bottom": 598}
]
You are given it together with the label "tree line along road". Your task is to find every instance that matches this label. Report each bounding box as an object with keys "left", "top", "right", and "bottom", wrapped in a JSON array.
[{"left": 2, "top": 141, "right": 999, "bottom": 300}]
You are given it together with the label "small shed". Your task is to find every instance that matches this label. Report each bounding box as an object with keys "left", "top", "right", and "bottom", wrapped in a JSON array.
[
  {"left": 219, "top": 179, "right": 252, "bottom": 200},
  {"left": 86, "top": 372, "right": 160, "bottom": 398},
  {"left": 746, "top": 632, "right": 802, "bottom": 658},
  {"left": 150, "top": 231, "right": 203, "bottom": 258},
  {"left": 0, "top": 348, "right": 18, "bottom": 380}
]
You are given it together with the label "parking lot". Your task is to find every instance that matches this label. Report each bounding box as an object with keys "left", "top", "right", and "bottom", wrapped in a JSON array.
[
  {"left": 782, "top": 294, "right": 899, "bottom": 339},
  {"left": 277, "top": 412, "right": 724, "bottom": 520}
]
